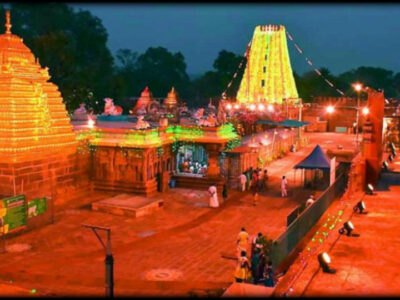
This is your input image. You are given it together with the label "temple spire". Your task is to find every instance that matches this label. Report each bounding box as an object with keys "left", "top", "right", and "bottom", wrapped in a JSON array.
[{"left": 5, "top": 10, "right": 11, "bottom": 34}]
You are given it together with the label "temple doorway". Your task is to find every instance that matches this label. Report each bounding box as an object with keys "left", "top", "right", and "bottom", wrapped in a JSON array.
[{"left": 176, "top": 144, "right": 208, "bottom": 176}]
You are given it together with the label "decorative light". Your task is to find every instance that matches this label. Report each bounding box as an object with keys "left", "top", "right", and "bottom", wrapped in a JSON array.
[
  {"left": 236, "top": 25, "right": 299, "bottom": 105},
  {"left": 383, "top": 161, "right": 389, "bottom": 171},
  {"left": 258, "top": 104, "right": 265, "bottom": 111},
  {"left": 353, "top": 83, "right": 363, "bottom": 92},
  {"left": 234, "top": 104, "right": 240, "bottom": 110},
  {"left": 226, "top": 103, "right": 232, "bottom": 110},
  {"left": 317, "top": 252, "right": 336, "bottom": 274},
  {"left": 267, "top": 104, "right": 274, "bottom": 112},
  {"left": 326, "top": 105, "right": 335, "bottom": 114},
  {"left": 362, "top": 107, "right": 369, "bottom": 115},
  {"left": 249, "top": 104, "right": 256, "bottom": 111}
]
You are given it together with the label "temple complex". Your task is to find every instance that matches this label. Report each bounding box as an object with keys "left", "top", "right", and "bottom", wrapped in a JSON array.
[{"left": 236, "top": 25, "right": 299, "bottom": 105}]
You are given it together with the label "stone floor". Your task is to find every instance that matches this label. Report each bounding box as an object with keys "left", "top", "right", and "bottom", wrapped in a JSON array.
[
  {"left": 0, "top": 132, "right": 356, "bottom": 296},
  {"left": 275, "top": 148, "right": 400, "bottom": 297}
]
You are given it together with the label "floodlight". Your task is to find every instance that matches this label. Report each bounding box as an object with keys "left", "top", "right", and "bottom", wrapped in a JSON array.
[
  {"left": 317, "top": 252, "right": 336, "bottom": 274},
  {"left": 362, "top": 107, "right": 369, "bottom": 116},
  {"left": 353, "top": 200, "right": 367, "bottom": 214},
  {"left": 339, "top": 221, "right": 354, "bottom": 236},
  {"left": 366, "top": 184, "right": 374, "bottom": 195},
  {"left": 326, "top": 106, "right": 334, "bottom": 114}
]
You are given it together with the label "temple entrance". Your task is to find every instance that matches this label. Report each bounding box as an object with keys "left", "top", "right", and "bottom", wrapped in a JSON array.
[{"left": 176, "top": 144, "right": 208, "bottom": 176}]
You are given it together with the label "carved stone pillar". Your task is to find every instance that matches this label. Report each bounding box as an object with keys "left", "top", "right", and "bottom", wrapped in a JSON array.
[{"left": 205, "top": 143, "right": 223, "bottom": 178}]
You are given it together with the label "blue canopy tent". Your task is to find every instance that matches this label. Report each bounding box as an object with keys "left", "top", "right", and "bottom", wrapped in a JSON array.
[{"left": 294, "top": 145, "right": 331, "bottom": 189}]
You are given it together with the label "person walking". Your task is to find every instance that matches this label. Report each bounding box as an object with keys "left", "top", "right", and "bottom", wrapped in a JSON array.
[
  {"left": 251, "top": 172, "right": 259, "bottom": 206},
  {"left": 208, "top": 184, "right": 219, "bottom": 208},
  {"left": 239, "top": 173, "right": 247, "bottom": 192},
  {"left": 281, "top": 175, "right": 288, "bottom": 197},
  {"left": 222, "top": 184, "right": 228, "bottom": 203},
  {"left": 245, "top": 169, "right": 251, "bottom": 191},
  {"left": 237, "top": 227, "right": 249, "bottom": 256},
  {"left": 263, "top": 169, "right": 269, "bottom": 190},
  {"left": 234, "top": 251, "right": 251, "bottom": 283}
]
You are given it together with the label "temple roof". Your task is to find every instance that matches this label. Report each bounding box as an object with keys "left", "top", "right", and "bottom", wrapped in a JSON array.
[
  {"left": 0, "top": 11, "right": 77, "bottom": 163},
  {"left": 163, "top": 87, "right": 178, "bottom": 107}
]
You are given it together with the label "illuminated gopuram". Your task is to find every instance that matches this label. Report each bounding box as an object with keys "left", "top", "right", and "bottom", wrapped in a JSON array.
[
  {"left": 236, "top": 25, "right": 298, "bottom": 105},
  {"left": 0, "top": 12, "right": 88, "bottom": 204}
]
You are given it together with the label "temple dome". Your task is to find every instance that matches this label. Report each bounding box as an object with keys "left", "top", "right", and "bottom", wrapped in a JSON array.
[
  {"left": 0, "top": 11, "right": 77, "bottom": 163},
  {"left": 163, "top": 87, "right": 178, "bottom": 109}
]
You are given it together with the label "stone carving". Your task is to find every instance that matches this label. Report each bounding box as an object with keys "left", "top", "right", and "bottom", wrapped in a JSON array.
[
  {"left": 102, "top": 98, "right": 123, "bottom": 116},
  {"left": 134, "top": 115, "right": 150, "bottom": 130}
]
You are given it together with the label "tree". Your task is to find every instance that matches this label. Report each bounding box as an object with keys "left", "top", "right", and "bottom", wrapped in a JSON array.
[
  {"left": 133, "top": 47, "right": 190, "bottom": 99},
  {"left": 191, "top": 50, "right": 245, "bottom": 107},
  {"left": 0, "top": 3, "right": 115, "bottom": 113}
]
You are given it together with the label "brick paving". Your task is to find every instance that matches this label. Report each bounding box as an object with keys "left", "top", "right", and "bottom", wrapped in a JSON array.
[{"left": 0, "top": 132, "right": 355, "bottom": 296}]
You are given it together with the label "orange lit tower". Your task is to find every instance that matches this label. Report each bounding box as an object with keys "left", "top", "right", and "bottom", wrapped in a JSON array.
[
  {"left": 236, "top": 25, "right": 298, "bottom": 105},
  {"left": 163, "top": 86, "right": 178, "bottom": 110},
  {"left": 0, "top": 11, "right": 86, "bottom": 204}
]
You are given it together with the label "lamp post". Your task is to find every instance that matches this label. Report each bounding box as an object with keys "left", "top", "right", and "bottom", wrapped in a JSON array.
[{"left": 353, "top": 83, "right": 363, "bottom": 150}]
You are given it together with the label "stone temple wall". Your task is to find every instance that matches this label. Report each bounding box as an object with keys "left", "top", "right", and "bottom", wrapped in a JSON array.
[{"left": 0, "top": 149, "right": 91, "bottom": 208}]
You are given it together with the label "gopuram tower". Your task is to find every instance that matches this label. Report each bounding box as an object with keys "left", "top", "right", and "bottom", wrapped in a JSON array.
[
  {"left": 236, "top": 25, "right": 299, "bottom": 105},
  {"left": 0, "top": 11, "right": 88, "bottom": 204}
]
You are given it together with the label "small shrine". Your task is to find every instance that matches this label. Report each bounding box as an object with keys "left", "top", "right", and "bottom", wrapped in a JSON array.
[
  {"left": 133, "top": 86, "right": 153, "bottom": 114},
  {"left": 163, "top": 87, "right": 178, "bottom": 110}
]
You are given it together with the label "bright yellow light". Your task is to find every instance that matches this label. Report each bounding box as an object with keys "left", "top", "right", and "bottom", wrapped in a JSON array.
[
  {"left": 258, "top": 104, "right": 265, "bottom": 111},
  {"left": 249, "top": 104, "right": 256, "bottom": 111},
  {"left": 267, "top": 104, "right": 274, "bottom": 112},
  {"left": 326, "top": 106, "right": 335, "bottom": 114},
  {"left": 353, "top": 83, "right": 363, "bottom": 92},
  {"left": 362, "top": 107, "right": 369, "bottom": 115},
  {"left": 226, "top": 103, "right": 232, "bottom": 110}
]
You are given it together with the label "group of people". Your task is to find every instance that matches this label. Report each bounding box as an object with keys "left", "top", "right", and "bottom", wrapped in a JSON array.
[
  {"left": 234, "top": 228, "right": 275, "bottom": 287},
  {"left": 180, "top": 159, "right": 208, "bottom": 175},
  {"left": 238, "top": 167, "right": 269, "bottom": 205}
]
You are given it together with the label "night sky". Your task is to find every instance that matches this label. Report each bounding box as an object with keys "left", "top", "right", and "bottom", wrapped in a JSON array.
[{"left": 73, "top": 3, "right": 400, "bottom": 77}]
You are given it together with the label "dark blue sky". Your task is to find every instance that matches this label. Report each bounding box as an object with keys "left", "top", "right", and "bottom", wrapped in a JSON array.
[{"left": 73, "top": 4, "right": 400, "bottom": 77}]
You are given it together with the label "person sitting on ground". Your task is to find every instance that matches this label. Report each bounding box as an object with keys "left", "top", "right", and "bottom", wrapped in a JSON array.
[
  {"left": 306, "top": 195, "right": 315, "bottom": 207},
  {"left": 262, "top": 261, "right": 275, "bottom": 287},
  {"left": 234, "top": 251, "right": 251, "bottom": 283}
]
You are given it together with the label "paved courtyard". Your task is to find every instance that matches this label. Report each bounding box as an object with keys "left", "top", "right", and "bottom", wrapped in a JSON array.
[{"left": 0, "top": 132, "right": 356, "bottom": 296}]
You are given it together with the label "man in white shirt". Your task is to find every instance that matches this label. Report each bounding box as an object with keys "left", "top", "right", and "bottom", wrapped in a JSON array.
[{"left": 239, "top": 173, "right": 247, "bottom": 192}]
